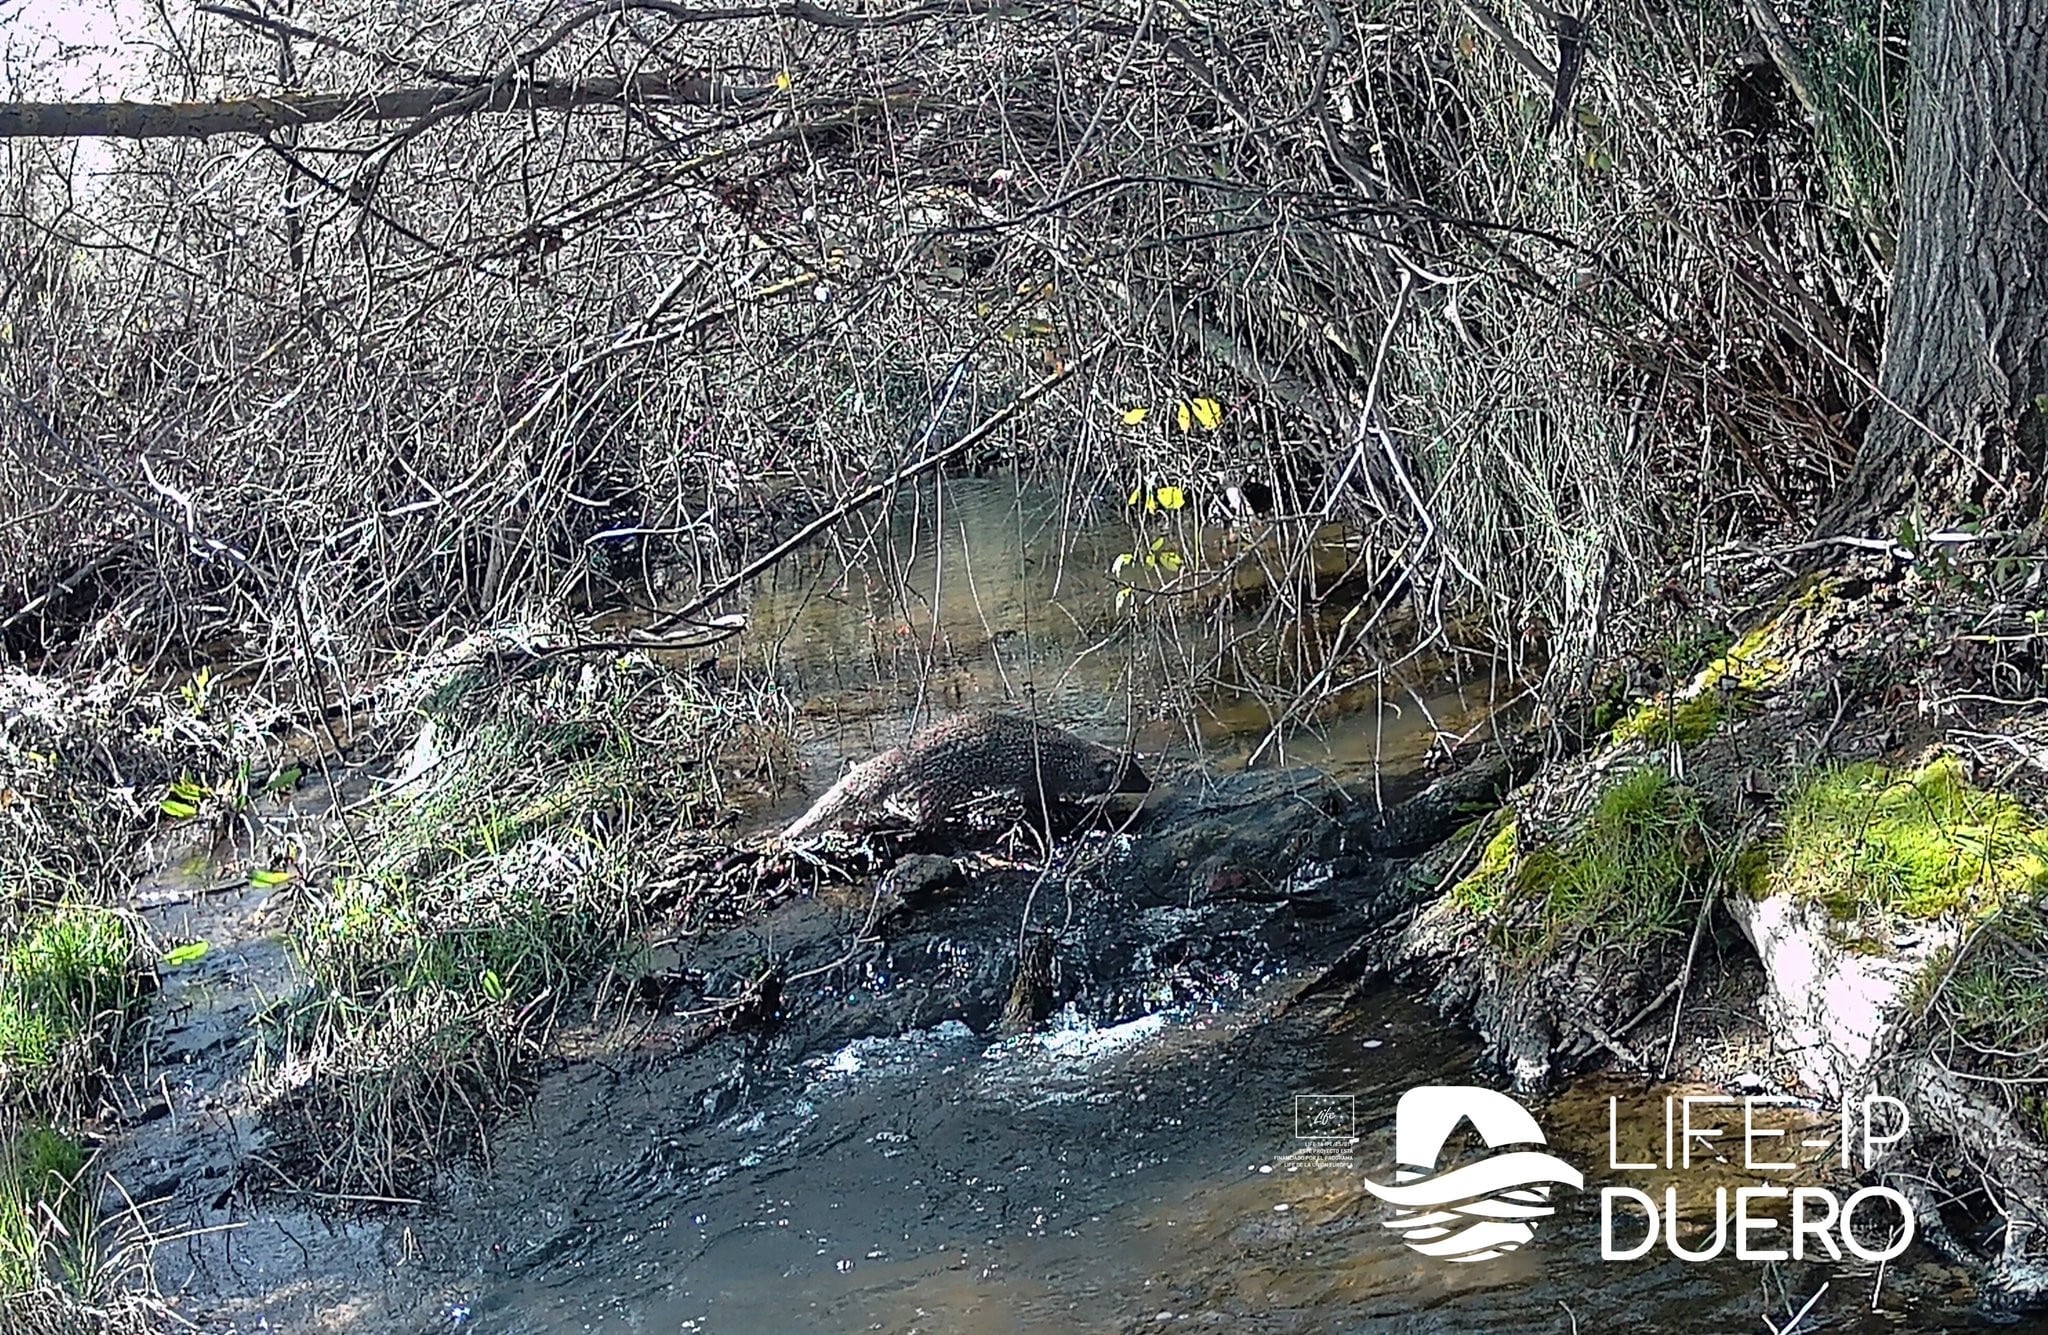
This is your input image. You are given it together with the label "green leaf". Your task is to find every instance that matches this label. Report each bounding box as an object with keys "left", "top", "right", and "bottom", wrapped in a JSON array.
[
  {"left": 251, "top": 868, "right": 291, "bottom": 888},
  {"left": 162, "top": 941, "right": 209, "bottom": 968},
  {"left": 160, "top": 798, "right": 198, "bottom": 820},
  {"left": 481, "top": 969, "right": 508, "bottom": 1002}
]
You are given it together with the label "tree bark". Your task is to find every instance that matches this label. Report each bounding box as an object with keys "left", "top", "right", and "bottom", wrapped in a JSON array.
[
  {"left": 1827, "top": 0, "right": 2048, "bottom": 537},
  {"left": 0, "top": 72, "right": 765, "bottom": 140}
]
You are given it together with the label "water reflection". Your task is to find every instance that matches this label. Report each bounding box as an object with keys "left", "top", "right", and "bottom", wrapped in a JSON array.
[{"left": 726, "top": 477, "right": 1496, "bottom": 818}]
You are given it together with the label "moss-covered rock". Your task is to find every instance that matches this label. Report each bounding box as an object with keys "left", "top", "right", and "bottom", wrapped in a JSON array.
[{"left": 1761, "top": 754, "right": 2048, "bottom": 928}]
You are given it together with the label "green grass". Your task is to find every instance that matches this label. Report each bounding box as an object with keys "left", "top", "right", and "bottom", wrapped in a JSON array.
[
  {"left": 1767, "top": 756, "right": 2048, "bottom": 925},
  {"left": 1451, "top": 766, "right": 1707, "bottom": 966},
  {"left": 0, "top": 907, "right": 148, "bottom": 1111},
  {"left": 0, "top": 1124, "right": 87, "bottom": 1299},
  {"left": 1910, "top": 901, "right": 2048, "bottom": 1139},
  {"left": 1803, "top": 0, "right": 1912, "bottom": 255},
  {"left": 253, "top": 654, "right": 788, "bottom": 1198}
]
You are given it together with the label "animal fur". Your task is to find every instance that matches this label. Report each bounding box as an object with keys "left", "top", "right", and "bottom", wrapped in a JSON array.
[{"left": 780, "top": 710, "right": 1149, "bottom": 842}]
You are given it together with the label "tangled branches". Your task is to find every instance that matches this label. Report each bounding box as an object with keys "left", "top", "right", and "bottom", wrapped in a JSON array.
[{"left": 0, "top": 0, "right": 1909, "bottom": 697}]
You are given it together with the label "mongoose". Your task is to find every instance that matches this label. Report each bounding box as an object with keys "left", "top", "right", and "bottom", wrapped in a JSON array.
[{"left": 779, "top": 710, "right": 1149, "bottom": 842}]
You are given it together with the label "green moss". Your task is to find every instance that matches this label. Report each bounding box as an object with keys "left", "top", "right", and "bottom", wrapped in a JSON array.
[
  {"left": 1452, "top": 767, "right": 1707, "bottom": 967},
  {"left": 1450, "top": 818, "right": 1518, "bottom": 916},
  {"left": 0, "top": 906, "right": 146, "bottom": 1100},
  {"left": 1699, "top": 623, "right": 1785, "bottom": 694},
  {"left": 1610, "top": 621, "right": 1784, "bottom": 750},
  {"left": 1789, "top": 575, "right": 1840, "bottom": 612},
  {"left": 1765, "top": 756, "right": 2048, "bottom": 927},
  {"left": 1613, "top": 690, "right": 1726, "bottom": 747},
  {"left": 0, "top": 1123, "right": 89, "bottom": 1298},
  {"left": 1733, "top": 842, "right": 1773, "bottom": 901}
]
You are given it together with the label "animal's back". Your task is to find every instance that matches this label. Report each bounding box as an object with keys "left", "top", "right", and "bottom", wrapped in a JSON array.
[{"left": 779, "top": 711, "right": 1148, "bottom": 842}]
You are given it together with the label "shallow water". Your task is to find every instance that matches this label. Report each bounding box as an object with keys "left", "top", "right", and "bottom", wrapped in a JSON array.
[
  {"left": 126, "top": 479, "right": 1976, "bottom": 1334},
  {"left": 418, "top": 990, "right": 1968, "bottom": 1334},
  {"left": 723, "top": 476, "right": 1497, "bottom": 820}
]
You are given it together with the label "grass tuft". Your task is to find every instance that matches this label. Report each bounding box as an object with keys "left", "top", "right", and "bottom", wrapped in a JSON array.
[
  {"left": 253, "top": 654, "right": 788, "bottom": 1199},
  {"left": 1911, "top": 901, "right": 2048, "bottom": 1140},
  {"left": 1451, "top": 766, "right": 1707, "bottom": 967},
  {"left": 0, "top": 907, "right": 151, "bottom": 1116},
  {"left": 0, "top": 1123, "right": 88, "bottom": 1300}
]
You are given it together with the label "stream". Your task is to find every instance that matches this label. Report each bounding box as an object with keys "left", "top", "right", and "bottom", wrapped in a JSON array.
[{"left": 127, "top": 479, "right": 1977, "bottom": 1333}]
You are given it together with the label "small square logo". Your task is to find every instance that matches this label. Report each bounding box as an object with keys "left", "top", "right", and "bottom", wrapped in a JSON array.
[{"left": 1295, "top": 1093, "right": 1356, "bottom": 1145}]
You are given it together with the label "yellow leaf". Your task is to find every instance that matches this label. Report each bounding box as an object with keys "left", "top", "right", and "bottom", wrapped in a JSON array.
[
  {"left": 1155, "top": 485, "right": 1186, "bottom": 511},
  {"left": 1189, "top": 396, "right": 1223, "bottom": 430},
  {"left": 774, "top": 70, "right": 792, "bottom": 91},
  {"left": 1128, "top": 487, "right": 1144, "bottom": 507},
  {"left": 1157, "top": 548, "right": 1184, "bottom": 572},
  {"left": 1175, "top": 402, "right": 1192, "bottom": 432},
  {"left": 1144, "top": 493, "right": 1158, "bottom": 514},
  {"left": 1120, "top": 407, "right": 1150, "bottom": 425}
]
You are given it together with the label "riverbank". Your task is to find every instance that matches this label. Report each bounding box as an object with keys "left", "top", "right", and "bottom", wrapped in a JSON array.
[{"left": 3, "top": 520, "right": 2044, "bottom": 1331}]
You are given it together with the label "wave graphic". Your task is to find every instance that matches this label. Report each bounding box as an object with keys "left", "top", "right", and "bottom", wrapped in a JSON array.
[
  {"left": 1360, "top": 1151, "right": 1583, "bottom": 1210},
  {"left": 1366, "top": 1151, "right": 1583, "bottom": 1261}
]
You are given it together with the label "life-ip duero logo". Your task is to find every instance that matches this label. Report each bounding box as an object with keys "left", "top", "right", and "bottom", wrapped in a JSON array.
[
  {"left": 1361, "top": 1085, "right": 1584, "bottom": 1262},
  {"left": 1362, "top": 1084, "right": 1919, "bottom": 1266}
]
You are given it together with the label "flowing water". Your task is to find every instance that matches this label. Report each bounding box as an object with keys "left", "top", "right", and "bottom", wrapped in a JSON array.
[
  {"left": 423, "top": 990, "right": 1970, "bottom": 1334},
  {"left": 136, "top": 478, "right": 1977, "bottom": 1333}
]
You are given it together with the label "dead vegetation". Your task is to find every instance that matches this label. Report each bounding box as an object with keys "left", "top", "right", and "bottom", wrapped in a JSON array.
[
  {"left": 249, "top": 648, "right": 790, "bottom": 1199},
  {"left": 0, "top": 0, "right": 1915, "bottom": 719}
]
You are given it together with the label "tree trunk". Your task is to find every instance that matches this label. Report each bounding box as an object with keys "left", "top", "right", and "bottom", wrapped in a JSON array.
[{"left": 1827, "top": 0, "right": 2048, "bottom": 538}]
